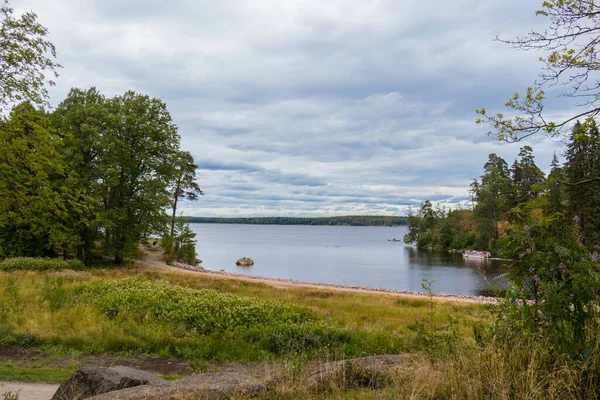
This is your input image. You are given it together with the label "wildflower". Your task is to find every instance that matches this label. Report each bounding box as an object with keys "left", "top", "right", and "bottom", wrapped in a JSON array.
[
  {"left": 558, "top": 263, "right": 566, "bottom": 269},
  {"left": 573, "top": 216, "right": 581, "bottom": 225},
  {"left": 590, "top": 253, "right": 598, "bottom": 262},
  {"left": 532, "top": 275, "right": 541, "bottom": 282},
  {"left": 528, "top": 267, "right": 535, "bottom": 273},
  {"left": 595, "top": 245, "right": 600, "bottom": 250},
  {"left": 515, "top": 299, "right": 523, "bottom": 308},
  {"left": 523, "top": 225, "right": 531, "bottom": 233}
]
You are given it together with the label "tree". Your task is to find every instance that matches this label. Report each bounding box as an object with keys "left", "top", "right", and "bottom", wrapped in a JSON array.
[
  {"left": 545, "top": 151, "right": 567, "bottom": 218},
  {"left": 475, "top": 1, "right": 600, "bottom": 142},
  {"left": 101, "top": 91, "right": 180, "bottom": 263},
  {"left": 0, "top": 1, "right": 60, "bottom": 113},
  {"left": 472, "top": 154, "right": 512, "bottom": 250},
  {"left": 403, "top": 201, "right": 446, "bottom": 249},
  {"left": 565, "top": 119, "right": 600, "bottom": 245},
  {"left": 168, "top": 151, "right": 202, "bottom": 261},
  {"left": 52, "top": 87, "right": 108, "bottom": 262},
  {"left": 0, "top": 102, "right": 80, "bottom": 256},
  {"left": 510, "top": 146, "right": 546, "bottom": 208},
  {"left": 161, "top": 216, "right": 198, "bottom": 265}
]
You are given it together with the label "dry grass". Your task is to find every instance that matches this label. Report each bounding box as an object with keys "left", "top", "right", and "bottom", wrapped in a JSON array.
[{"left": 1, "top": 268, "right": 597, "bottom": 399}]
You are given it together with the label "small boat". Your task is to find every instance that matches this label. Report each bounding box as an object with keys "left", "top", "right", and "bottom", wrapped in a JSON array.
[{"left": 463, "top": 250, "right": 491, "bottom": 259}]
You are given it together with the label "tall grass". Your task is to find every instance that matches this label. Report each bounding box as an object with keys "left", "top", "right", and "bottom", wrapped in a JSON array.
[
  {"left": 1, "top": 268, "right": 596, "bottom": 398},
  {"left": 0, "top": 258, "right": 84, "bottom": 272},
  {"left": 0, "top": 272, "right": 413, "bottom": 363}
]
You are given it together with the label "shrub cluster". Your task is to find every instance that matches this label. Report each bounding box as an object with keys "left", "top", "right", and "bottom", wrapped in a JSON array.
[
  {"left": 79, "top": 277, "right": 319, "bottom": 333},
  {"left": 75, "top": 277, "right": 352, "bottom": 355},
  {"left": 494, "top": 217, "right": 600, "bottom": 356},
  {"left": 0, "top": 257, "right": 85, "bottom": 272}
]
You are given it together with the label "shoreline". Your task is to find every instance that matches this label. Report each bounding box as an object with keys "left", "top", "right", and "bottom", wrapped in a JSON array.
[
  {"left": 195, "top": 268, "right": 500, "bottom": 304},
  {"left": 138, "top": 251, "right": 499, "bottom": 304}
]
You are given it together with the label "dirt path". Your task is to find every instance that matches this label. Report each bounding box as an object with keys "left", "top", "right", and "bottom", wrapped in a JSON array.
[
  {"left": 0, "top": 382, "right": 58, "bottom": 400},
  {"left": 134, "top": 247, "right": 498, "bottom": 304}
]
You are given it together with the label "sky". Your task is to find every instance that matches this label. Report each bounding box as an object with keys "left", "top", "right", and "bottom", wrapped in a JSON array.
[{"left": 15, "top": 0, "right": 574, "bottom": 217}]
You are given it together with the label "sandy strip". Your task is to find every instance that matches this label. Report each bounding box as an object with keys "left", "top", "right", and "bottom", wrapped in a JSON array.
[
  {"left": 136, "top": 249, "right": 499, "bottom": 304},
  {"left": 0, "top": 382, "right": 58, "bottom": 400}
]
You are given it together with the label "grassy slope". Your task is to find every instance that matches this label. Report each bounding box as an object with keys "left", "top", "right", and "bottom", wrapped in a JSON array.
[{"left": 4, "top": 268, "right": 587, "bottom": 399}]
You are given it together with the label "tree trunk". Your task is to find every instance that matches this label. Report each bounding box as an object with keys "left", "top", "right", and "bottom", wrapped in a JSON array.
[{"left": 169, "top": 193, "right": 179, "bottom": 262}]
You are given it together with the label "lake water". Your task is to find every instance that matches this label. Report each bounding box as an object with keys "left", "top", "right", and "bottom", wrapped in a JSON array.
[{"left": 190, "top": 224, "right": 508, "bottom": 296}]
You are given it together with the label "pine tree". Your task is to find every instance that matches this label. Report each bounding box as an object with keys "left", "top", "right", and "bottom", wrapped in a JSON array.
[{"left": 565, "top": 120, "right": 600, "bottom": 245}]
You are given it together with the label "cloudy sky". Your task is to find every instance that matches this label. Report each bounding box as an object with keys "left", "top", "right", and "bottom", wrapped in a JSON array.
[{"left": 16, "top": 0, "right": 572, "bottom": 216}]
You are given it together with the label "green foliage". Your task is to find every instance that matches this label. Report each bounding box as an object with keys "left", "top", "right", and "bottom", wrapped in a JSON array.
[
  {"left": 78, "top": 277, "right": 320, "bottom": 333},
  {"left": 2, "top": 391, "right": 19, "bottom": 400},
  {"left": 494, "top": 214, "right": 600, "bottom": 356},
  {"left": 565, "top": 119, "right": 600, "bottom": 246},
  {"left": 51, "top": 87, "right": 108, "bottom": 262},
  {"left": 404, "top": 201, "right": 445, "bottom": 249},
  {"left": 476, "top": 1, "right": 600, "bottom": 141},
  {"left": 100, "top": 91, "right": 181, "bottom": 262},
  {"left": 407, "top": 280, "right": 459, "bottom": 356},
  {"left": 471, "top": 153, "right": 512, "bottom": 250},
  {"left": 451, "top": 231, "right": 477, "bottom": 250},
  {"left": 168, "top": 151, "right": 203, "bottom": 261},
  {"left": 0, "top": 103, "right": 82, "bottom": 257},
  {"left": 0, "top": 258, "right": 84, "bottom": 272},
  {"left": 0, "top": 1, "right": 60, "bottom": 112},
  {"left": 161, "top": 218, "right": 198, "bottom": 265},
  {"left": 0, "top": 88, "right": 195, "bottom": 263},
  {"left": 71, "top": 277, "right": 356, "bottom": 356},
  {"left": 404, "top": 202, "right": 478, "bottom": 251}
]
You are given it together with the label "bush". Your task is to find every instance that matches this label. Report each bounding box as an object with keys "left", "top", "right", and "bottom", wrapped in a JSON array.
[
  {"left": 451, "top": 231, "right": 477, "bottom": 250},
  {"left": 73, "top": 277, "right": 352, "bottom": 355},
  {"left": 493, "top": 215, "right": 600, "bottom": 356},
  {"left": 78, "top": 277, "right": 321, "bottom": 333},
  {"left": 0, "top": 257, "right": 85, "bottom": 272}
]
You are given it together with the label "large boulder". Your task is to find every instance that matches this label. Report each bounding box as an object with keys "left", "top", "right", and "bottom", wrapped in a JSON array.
[
  {"left": 235, "top": 257, "right": 254, "bottom": 266},
  {"left": 88, "top": 372, "right": 266, "bottom": 400},
  {"left": 51, "top": 366, "right": 165, "bottom": 400},
  {"left": 306, "top": 354, "right": 413, "bottom": 390}
]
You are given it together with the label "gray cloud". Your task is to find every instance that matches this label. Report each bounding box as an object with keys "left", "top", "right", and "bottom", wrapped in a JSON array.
[{"left": 15, "top": 0, "right": 567, "bottom": 216}]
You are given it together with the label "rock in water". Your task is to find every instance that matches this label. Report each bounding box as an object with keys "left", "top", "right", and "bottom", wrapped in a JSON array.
[
  {"left": 236, "top": 257, "right": 254, "bottom": 266},
  {"left": 88, "top": 372, "right": 267, "bottom": 400},
  {"left": 51, "top": 366, "right": 165, "bottom": 400}
]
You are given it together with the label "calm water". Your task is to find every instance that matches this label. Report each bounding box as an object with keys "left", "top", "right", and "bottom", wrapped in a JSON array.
[{"left": 190, "top": 224, "right": 508, "bottom": 296}]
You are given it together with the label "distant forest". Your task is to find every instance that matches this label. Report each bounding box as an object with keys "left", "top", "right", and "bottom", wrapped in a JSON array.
[{"left": 185, "top": 216, "right": 408, "bottom": 226}]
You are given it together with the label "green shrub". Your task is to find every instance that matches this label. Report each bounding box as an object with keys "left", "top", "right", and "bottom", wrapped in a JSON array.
[
  {"left": 78, "top": 277, "right": 320, "bottom": 333},
  {"left": 73, "top": 277, "right": 351, "bottom": 355},
  {"left": 0, "top": 257, "right": 85, "bottom": 272},
  {"left": 492, "top": 216, "right": 600, "bottom": 357},
  {"left": 451, "top": 231, "right": 477, "bottom": 250}
]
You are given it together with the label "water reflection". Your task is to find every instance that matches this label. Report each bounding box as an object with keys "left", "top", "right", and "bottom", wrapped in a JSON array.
[
  {"left": 403, "top": 247, "right": 509, "bottom": 296},
  {"left": 191, "top": 223, "right": 510, "bottom": 296}
]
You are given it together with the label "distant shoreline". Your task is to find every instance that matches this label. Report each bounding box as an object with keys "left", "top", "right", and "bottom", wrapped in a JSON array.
[{"left": 184, "top": 215, "right": 408, "bottom": 227}]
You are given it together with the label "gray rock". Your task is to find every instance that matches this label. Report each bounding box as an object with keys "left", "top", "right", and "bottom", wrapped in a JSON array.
[
  {"left": 306, "top": 354, "right": 412, "bottom": 390},
  {"left": 51, "top": 366, "right": 165, "bottom": 400},
  {"left": 235, "top": 257, "right": 254, "bottom": 266},
  {"left": 88, "top": 372, "right": 267, "bottom": 400}
]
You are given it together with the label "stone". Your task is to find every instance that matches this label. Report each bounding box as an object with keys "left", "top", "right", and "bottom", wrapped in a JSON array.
[
  {"left": 306, "top": 354, "right": 413, "bottom": 390},
  {"left": 88, "top": 372, "right": 266, "bottom": 400},
  {"left": 235, "top": 257, "right": 254, "bottom": 266},
  {"left": 51, "top": 366, "right": 165, "bottom": 400}
]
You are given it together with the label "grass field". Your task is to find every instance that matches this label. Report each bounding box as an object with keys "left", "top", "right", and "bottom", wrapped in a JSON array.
[{"left": 0, "top": 267, "right": 596, "bottom": 399}]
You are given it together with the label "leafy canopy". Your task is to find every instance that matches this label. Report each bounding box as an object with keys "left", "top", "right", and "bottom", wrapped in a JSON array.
[
  {"left": 476, "top": 0, "right": 600, "bottom": 141},
  {"left": 0, "top": 1, "right": 60, "bottom": 112}
]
